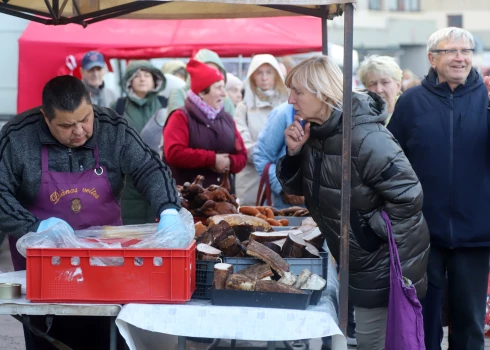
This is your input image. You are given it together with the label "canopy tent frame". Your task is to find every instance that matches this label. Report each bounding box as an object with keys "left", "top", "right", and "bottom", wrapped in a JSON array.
[
  {"left": 0, "top": 1, "right": 345, "bottom": 26},
  {"left": 2, "top": 0, "right": 355, "bottom": 336}
]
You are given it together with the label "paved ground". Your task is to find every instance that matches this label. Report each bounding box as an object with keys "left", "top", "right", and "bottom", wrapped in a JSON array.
[{"left": 0, "top": 239, "right": 489, "bottom": 349}]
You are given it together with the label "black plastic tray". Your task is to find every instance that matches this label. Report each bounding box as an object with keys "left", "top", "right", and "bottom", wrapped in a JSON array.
[
  {"left": 309, "top": 289, "right": 324, "bottom": 306},
  {"left": 211, "top": 288, "right": 312, "bottom": 310}
]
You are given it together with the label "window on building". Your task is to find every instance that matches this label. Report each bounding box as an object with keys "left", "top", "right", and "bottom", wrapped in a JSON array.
[
  {"left": 447, "top": 15, "right": 463, "bottom": 28},
  {"left": 389, "top": 0, "right": 420, "bottom": 11},
  {"left": 369, "top": 0, "right": 382, "bottom": 10}
]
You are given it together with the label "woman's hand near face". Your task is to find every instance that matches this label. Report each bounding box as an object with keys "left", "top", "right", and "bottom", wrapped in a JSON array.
[{"left": 285, "top": 116, "right": 311, "bottom": 156}]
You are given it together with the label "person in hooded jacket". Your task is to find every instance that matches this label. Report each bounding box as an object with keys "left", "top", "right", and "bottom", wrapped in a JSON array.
[
  {"left": 111, "top": 60, "right": 167, "bottom": 225},
  {"left": 234, "top": 54, "right": 289, "bottom": 206},
  {"left": 254, "top": 102, "right": 305, "bottom": 209},
  {"left": 161, "top": 59, "right": 188, "bottom": 82},
  {"left": 166, "top": 49, "right": 235, "bottom": 119},
  {"left": 388, "top": 27, "right": 490, "bottom": 350},
  {"left": 163, "top": 59, "right": 247, "bottom": 189},
  {"left": 276, "top": 55, "right": 430, "bottom": 350}
]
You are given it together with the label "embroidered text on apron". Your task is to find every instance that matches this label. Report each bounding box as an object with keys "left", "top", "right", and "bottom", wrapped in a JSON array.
[{"left": 9, "top": 145, "right": 122, "bottom": 271}]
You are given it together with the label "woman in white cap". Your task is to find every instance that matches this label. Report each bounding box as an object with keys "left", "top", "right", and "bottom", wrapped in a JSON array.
[
  {"left": 234, "top": 54, "right": 288, "bottom": 206},
  {"left": 225, "top": 72, "right": 244, "bottom": 107}
]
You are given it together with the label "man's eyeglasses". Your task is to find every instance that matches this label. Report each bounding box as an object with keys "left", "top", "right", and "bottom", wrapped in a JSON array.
[{"left": 431, "top": 49, "right": 475, "bottom": 57}]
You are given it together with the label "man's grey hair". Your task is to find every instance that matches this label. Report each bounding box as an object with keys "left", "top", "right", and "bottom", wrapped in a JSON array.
[{"left": 427, "top": 27, "right": 475, "bottom": 53}]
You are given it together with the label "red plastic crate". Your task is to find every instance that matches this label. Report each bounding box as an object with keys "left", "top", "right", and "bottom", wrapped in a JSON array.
[{"left": 26, "top": 241, "right": 196, "bottom": 304}]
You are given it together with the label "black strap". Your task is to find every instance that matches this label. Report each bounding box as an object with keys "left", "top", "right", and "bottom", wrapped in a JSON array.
[
  {"left": 256, "top": 163, "right": 273, "bottom": 206},
  {"left": 157, "top": 95, "right": 168, "bottom": 108},
  {"left": 114, "top": 97, "right": 126, "bottom": 116}
]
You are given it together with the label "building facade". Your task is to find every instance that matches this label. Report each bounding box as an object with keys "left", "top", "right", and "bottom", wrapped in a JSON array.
[{"left": 327, "top": 0, "right": 490, "bottom": 77}]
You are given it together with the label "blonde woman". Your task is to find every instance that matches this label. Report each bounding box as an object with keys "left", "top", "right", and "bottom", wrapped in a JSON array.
[
  {"left": 357, "top": 55, "right": 402, "bottom": 125},
  {"left": 276, "top": 56, "right": 429, "bottom": 350},
  {"left": 234, "top": 54, "right": 289, "bottom": 206}
]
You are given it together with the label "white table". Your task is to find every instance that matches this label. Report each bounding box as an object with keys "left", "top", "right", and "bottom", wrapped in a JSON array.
[
  {"left": 0, "top": 254, "right": 345, "bottom": 350},
  {"left": 116, "top": 253, "right": 346, "bottom": 350},
  {"left": 0, "top": 271, "right": 121, "bottom": 350}
]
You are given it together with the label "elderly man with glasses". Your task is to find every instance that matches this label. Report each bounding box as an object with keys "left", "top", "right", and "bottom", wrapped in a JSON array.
[{"left": 388, "top": 27, "right": 490, "bottom": 350}]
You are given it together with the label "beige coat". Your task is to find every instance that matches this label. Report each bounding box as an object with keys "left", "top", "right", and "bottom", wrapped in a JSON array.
[{"left": 234, "top": 54, "right": 288, "bottom": 205}]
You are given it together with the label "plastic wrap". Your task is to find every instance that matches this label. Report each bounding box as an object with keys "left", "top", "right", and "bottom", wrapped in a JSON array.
[
  {"left": 16, "top": 208, "right": 195, "bottom": 260},
  {"left": 75, "top": 223, "right": 158, "bottom": 240},
  {"left": 132, "top": 208, "right": 195, "bottom": 249}
]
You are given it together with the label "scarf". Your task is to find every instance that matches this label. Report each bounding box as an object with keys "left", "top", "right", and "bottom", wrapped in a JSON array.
[
  {"left": 257, "top": 87, "right": 276, "bottom": 98},
  {"left": 187, "top": 90, "right": 223, "bottom": 120}
]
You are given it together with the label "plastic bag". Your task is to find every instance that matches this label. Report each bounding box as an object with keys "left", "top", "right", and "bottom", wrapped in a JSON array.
[
  {"left": 75, "top": 223, "right": 158, "bottom": 240},
  {"left": 132, "top": 208, "right": 195, "bottom": 249},
  {"left": 16, "top": 208, "right": 195, "bottom": 259},
  {"left": 16, "top": 222, "right": 124, "bottom": 266}
]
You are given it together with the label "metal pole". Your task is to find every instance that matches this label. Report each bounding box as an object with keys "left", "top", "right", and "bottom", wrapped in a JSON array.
[
  {"left": 177, "top": 336, "right": 186, "bottom": 350},
  {"left": 59, "top": 0, "right": 69, "bottom": 17},
  {"left": 52, "top": 0, "right": 59, "bottom": 18},
  {"left": 110, "top": 316, "right": 117, "bottom": 350},
  {"left": 339, "top": 2, "right": 354, "bottom": 337},
  {"left": 238, "top": 55, "right": 243, "bottom": 79},
  {"left": 117, "top": 59, "right": 125, "bottom": 97},
  {"left": 0, "top": 6, "right": 49, "bottom": 24},
  {"left": 321, "top": 6, "right": 328, "bottom": 56},
  {"left": 71, "top": 0, "right": 87, "bottom": 27}
]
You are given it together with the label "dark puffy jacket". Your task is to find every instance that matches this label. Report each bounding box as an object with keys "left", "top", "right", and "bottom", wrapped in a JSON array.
[
  {"left": 277, "top": 91, "right": 430, "bottom": 308},
  {"left": 388, "top": 68, "right": 490, "bottom": 249}
]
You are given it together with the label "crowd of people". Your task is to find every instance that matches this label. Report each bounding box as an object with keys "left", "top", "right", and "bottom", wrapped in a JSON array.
[{"left": 1, "top": 24, "right": 489, "bottom": 350}]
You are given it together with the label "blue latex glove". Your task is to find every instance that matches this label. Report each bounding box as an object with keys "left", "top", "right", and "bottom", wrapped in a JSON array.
[
  {"left": 147, "top": 208, "right": 193, "bottom": 248},
  {"left": 37, "top": 217, "right": 74, "bottom": 234},
  {"left": 157, "top": 209, "right": 183, "bottom": 232}
]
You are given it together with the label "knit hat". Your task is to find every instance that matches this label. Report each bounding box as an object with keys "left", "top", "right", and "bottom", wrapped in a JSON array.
[
  {"left": 225, "top": 73, "right": 243, "bottom": 90},
  {"left": 186, "top": 58, "right": 224, "bottom": 94}
]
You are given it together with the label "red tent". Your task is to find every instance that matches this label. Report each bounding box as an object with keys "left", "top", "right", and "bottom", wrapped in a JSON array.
[{"left": 17, "top": 17, "right": 322, "bottom": 113}]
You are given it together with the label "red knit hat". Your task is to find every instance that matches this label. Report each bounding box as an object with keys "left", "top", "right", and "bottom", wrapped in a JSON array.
[{"left": 186, "top": 58, "right": 224, "bottom": 94}]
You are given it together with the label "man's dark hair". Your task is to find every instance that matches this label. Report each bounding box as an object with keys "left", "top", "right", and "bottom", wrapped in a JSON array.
[{"left": 42, "top": 75, "right": 91, "bottom": 121}]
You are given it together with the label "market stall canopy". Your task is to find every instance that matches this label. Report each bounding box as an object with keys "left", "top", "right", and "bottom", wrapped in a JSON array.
[
  {"left": 18, "top": 16, "right": 359, "bottom": 112},
  {"left": 1, "top": 0, "right": 353, "bottom": 25}
]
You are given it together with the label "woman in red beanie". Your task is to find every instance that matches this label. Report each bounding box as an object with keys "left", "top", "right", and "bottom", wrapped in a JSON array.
[{"left": 163, "top": 59, "right": 247, "bottom": 190}]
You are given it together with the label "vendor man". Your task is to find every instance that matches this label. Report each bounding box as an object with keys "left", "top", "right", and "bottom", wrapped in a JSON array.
[{"left": 0, "top": 75, "right": 184, "bottom": 349}]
